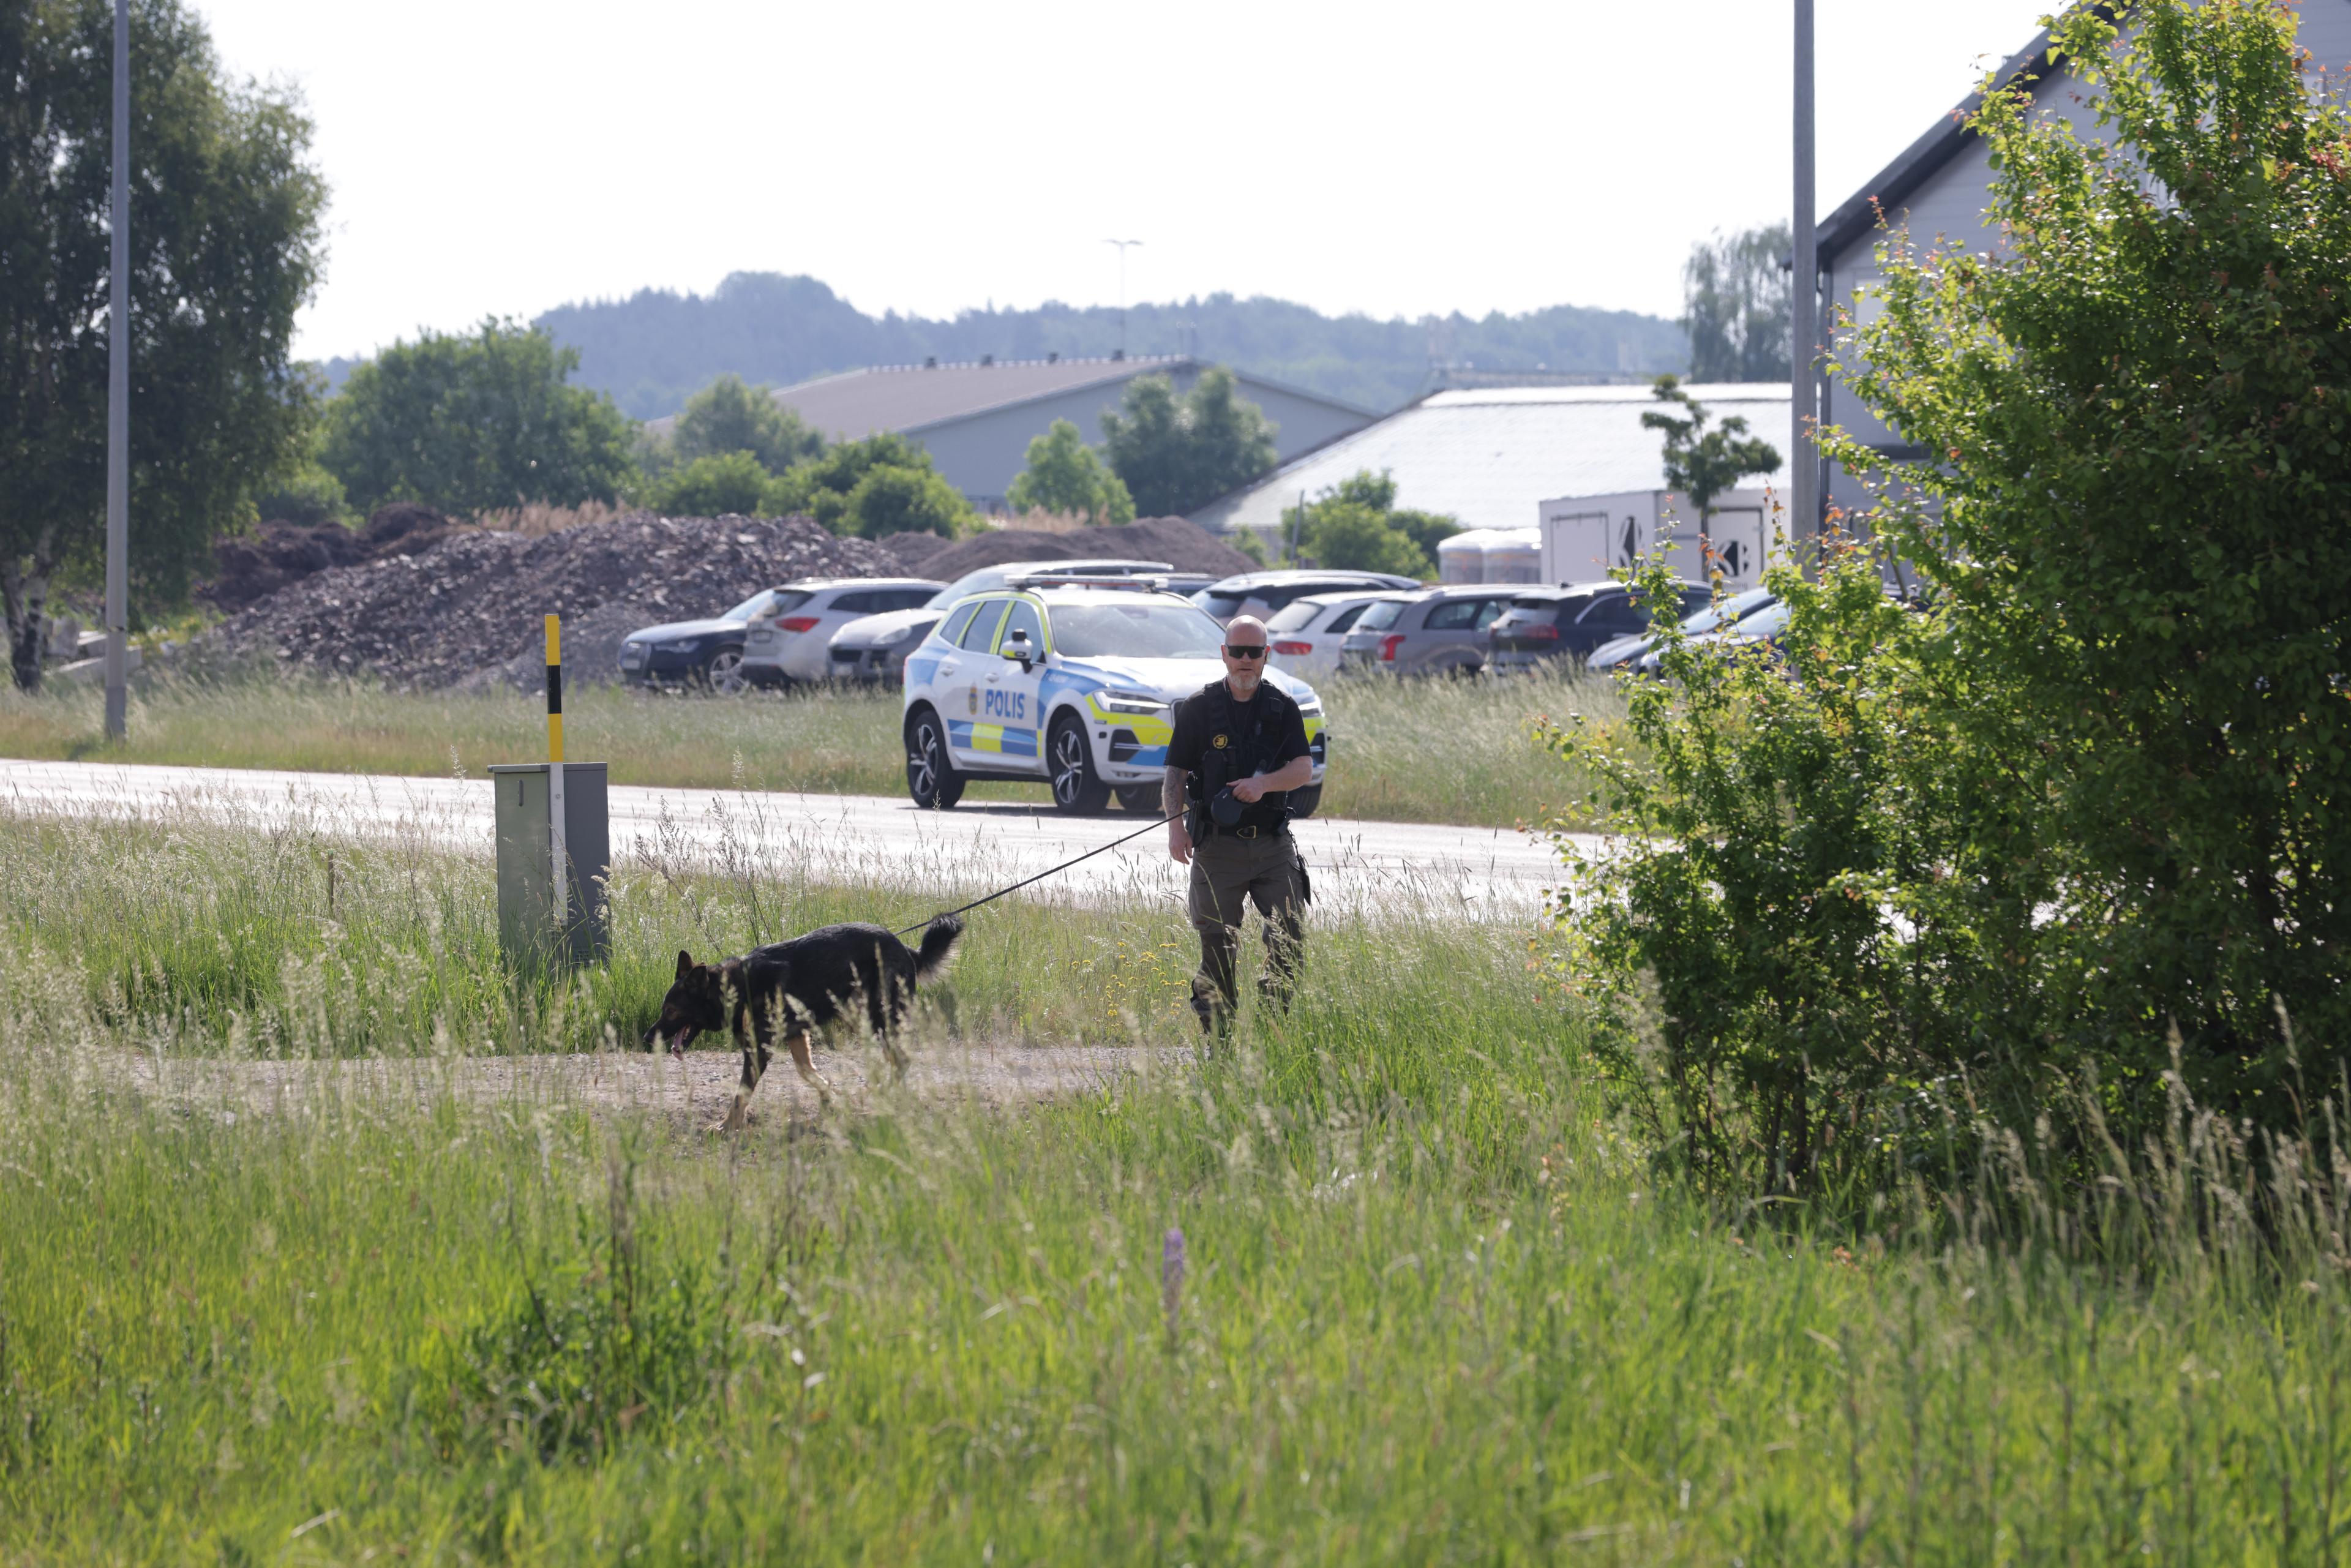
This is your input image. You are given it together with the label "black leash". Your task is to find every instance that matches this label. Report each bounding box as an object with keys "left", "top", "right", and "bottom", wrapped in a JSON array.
[{"left": 893, "top": 811, "right": 1182, "bottom": 936}]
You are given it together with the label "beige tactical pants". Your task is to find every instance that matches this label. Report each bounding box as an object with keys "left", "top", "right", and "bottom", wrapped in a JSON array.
[{"left": 1187, "top": 828, "right": 1307, "bottom": 1028}]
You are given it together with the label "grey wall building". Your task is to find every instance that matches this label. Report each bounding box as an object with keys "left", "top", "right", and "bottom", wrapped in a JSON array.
[
  {"left": 662, "top": 356, "right": 1378, "bottom": 512},
  {"left": 1817, "top": 9, "right": 2351, "bottom": 531}
]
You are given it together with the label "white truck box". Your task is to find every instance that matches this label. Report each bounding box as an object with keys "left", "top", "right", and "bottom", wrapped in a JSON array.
[{"left": 1537, "top": 487, "right": 1778, "bottom": 589}]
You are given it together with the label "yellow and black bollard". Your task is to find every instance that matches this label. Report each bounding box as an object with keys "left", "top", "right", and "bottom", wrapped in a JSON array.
[{"left": 490, "top": 613, "right": 610, "bottom": 970}]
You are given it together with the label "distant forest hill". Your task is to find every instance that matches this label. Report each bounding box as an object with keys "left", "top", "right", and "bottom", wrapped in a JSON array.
[{"left": 470, "top": 273, "right": 1688, "bottom": 420}]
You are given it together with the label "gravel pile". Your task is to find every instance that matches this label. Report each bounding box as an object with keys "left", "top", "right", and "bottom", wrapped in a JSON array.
[
  {"left": 920, "top": 516, "right": 1256, "bottom": 580},
  {"left": 197, "top": 512, "right": 902, "bottom": 689},
  {"left": 203, "top": 503, "right": 457, "bottom": 610}
]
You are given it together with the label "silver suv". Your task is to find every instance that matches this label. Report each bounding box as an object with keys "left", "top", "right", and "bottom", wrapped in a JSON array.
[
  {"left": 1337, "top": 585, "right": 1524, "bottom": 677},
  {"left": 741, "top": 577, "right": 943, "bottom": 688}
]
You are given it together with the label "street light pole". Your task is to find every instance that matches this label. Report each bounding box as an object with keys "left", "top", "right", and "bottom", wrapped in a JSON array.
[
  {"left": 103, "top": 0, "right": 129, "bottom": 740},
  {"left": 1104, "top": 239, "right": 1142, "bottom": 358},
  {"left": 1790, "top": 0, "right": 1819, "bottom": 558}
]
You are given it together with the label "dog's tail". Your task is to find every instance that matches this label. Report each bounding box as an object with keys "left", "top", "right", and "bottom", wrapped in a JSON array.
[{"left": 913, "top": 915, "right": 964, "bottom": 980}]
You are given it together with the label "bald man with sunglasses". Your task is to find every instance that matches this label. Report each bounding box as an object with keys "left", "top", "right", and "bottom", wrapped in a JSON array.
[{"left": 1162, "top": 615, "right": 1315, "bottom": 1034}]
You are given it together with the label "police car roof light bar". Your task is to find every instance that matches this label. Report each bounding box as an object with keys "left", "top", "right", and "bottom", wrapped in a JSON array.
[{"left": 1003, "top": 572, "right": 1182, "bottom": 593}]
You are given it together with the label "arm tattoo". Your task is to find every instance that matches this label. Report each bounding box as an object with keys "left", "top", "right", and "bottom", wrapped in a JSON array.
[{"left": 1161, "top": 765, "right": 1187, "bottom": 817}]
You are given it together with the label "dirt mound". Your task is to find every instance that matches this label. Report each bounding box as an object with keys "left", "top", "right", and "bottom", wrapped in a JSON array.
[
  {"left": 197, "top": 512, "right": 902, "bottom": 689},
  {"left": 921, "top": 516, "right": 1256, "bottom": 581},
  {"left": 203, "top": 504, "right": 460, "bottom": 610}
]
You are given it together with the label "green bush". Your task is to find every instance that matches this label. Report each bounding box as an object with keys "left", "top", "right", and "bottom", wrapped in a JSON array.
[
  {"left": 838, "top": 463, "right": 972, "bottom": 538},
  {"left": 1552, "top": 0, "right": 2351, "bottom": 1198},
  {"left": 1294, "top": 470, "right": 1453, "bottom": 574},
  {"left": 250, "top": 462, "right": 350, "bottom": 528},
  {"left": 768, "top": 433, "right": 974, "bottom": 538},
  {"left": 648, "top": 449, "right": 771, "bottom": 517}
]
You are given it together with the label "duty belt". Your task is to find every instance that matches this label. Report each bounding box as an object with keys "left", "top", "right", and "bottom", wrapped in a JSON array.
[{"left": 1214, "top": 822, "right": 1286, "bottom": 840}]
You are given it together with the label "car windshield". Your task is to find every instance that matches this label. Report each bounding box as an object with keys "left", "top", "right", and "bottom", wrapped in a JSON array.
[
  {"left": 1196, "top": 591, "right": 1247, "bottom": 620},
  {"left": 1731, "top": 601, "right": 1791, "bottom": 637},
  {"left": 729, "top": 588, "right": 809, "bottom": 621},
  {"left": 1353, "top": 599, "right": 1405, "bottom": 632},
  {"left": 1049, "top": 601, "right": 1226, "bottom": 659},
  {"left": 1682, "top": 588, "right": 1774, "bottom": 635},
  {"left": 931, "top": 569, "right": 1015, "bottom": 607}
]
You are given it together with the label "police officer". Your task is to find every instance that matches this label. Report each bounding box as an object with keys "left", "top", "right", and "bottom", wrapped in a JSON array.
[{"left": 1161, "top": 614, "right": 1314, "bottom": 1033}]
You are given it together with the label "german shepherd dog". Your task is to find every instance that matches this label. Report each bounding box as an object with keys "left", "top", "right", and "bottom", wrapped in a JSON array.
[{"left": 643, "top": 917, "right": 963, "bottom": 1128}]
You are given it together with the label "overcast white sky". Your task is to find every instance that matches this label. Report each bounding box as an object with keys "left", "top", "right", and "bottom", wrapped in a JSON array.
[{"left": 195, "top": 0, "right": 2057, "bottom": 361}]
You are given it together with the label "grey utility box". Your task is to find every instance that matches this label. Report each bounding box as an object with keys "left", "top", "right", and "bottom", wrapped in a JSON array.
[{"left": 489, "top": 763, "right": 610, "bottom": 969}]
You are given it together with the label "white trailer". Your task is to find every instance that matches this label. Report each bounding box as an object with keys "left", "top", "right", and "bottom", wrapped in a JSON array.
[{"left": 1536, "top": 487, "right": 1779, "bottom": 589}]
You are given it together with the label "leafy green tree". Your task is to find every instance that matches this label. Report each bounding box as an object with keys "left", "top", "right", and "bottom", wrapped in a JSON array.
[
  {"left": 1, "top": 0, "right": 326, "bottom": 689},
  {"left": 1640, "top": 375, "right": 1780, "bottom": 558},
  {"left": 670, "top": 373, "right": 823, "bottom": 473},
  {"left": 1005, "top": 419, "right": 1135, "bottom": 524},
  {"left": 318, "top": 320, "right": 636, "bottom": 517},
  {"left": 1305, "top": 501, "right": 1432, "bottom": 577},
  {"left": 1681, "top": 225, "right": 1793, "bottom": 381},
  {"left": 1100, "top": 367, "right": 1278, "bottom": 516},
  {"left": 766, "top": 432, "right": 973, "bottom": 538},
  {"left": 1286, "top": 468, "right": 1453, "bottom": 575},
  {"left": 649, "top": 451, "right": 771, "bottom": 517}
]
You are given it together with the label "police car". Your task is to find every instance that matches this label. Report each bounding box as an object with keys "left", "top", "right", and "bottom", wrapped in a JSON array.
[{"left": 900, "top": 579, "right": 1329, "bottom": 816}]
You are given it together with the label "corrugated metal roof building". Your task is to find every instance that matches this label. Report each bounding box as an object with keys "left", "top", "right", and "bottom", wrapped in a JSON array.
[
  {"left": 1188, "top": 383, "right": 1792, "bottom": 538},
  {"left": 648, "top": 355, "right": 1380, "bottom": 512}
]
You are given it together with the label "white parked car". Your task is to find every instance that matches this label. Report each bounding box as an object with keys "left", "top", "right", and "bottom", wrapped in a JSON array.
[
  {"left": 823, "top": 558, "right": 1175, "bottom": 685},
  {"left": 1262, "top": 590, "right": 1415, "bottom": 683},
  {"left": 740, "top": 577, "right": 943, "bottom": 688},
  {"left": 900, "top": 580, "right": 1329, "bottom": 816}
]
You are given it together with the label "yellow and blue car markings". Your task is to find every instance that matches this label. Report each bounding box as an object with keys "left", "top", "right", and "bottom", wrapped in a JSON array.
[
  {"left": 904, "top": 588, "right": 1329, "bottom": 781},
  {"left": 948, "top": 719, "right": 1039, "bottom": 759}
]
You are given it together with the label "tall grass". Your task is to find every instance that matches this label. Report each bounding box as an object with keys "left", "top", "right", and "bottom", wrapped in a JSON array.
[
  {"left": 0, "top": 804, "right": 2347, "bottom": 1558},
  {"left": 0, "top": 662, "right": 1624, "bottom": 827},
  {"left": 0, "top": 797, "right": 1549, "bottom": 1060}
]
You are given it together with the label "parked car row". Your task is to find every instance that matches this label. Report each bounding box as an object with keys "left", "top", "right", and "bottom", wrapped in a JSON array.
[{"left": 620, "top": 563, "right": 1790, "bottom": 695}]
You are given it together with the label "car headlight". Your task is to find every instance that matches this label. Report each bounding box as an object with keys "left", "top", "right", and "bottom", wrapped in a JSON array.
[
  {"left": 1294, "top": 696, "right": 1324, "bottom": 716},
  {"left": 874, "top": 625, "right": 916, "bottom": 647},
  {"left": 1093, "top": 690, "right": 1166, "bottom": 715}
]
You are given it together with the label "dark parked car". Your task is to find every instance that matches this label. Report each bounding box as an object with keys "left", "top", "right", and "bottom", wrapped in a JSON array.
[
  {"left": 1336, "top": 585, "right": 1526, "bottom": 677},
  {"left": 617, "top": 587, "right": 789, "bottom": 692},
  {"left": 1195, "top": 569, "right": 1423, "bottom": 626},
  {"left": 1587, "top": 587, "right": 1777, "bottom": 674},
  {"left": 1633, "top": 598, "right": 1792, "bottom": 675},
  {"left": 1487, "top": 582, "right": 1715, "bottom": 673}
]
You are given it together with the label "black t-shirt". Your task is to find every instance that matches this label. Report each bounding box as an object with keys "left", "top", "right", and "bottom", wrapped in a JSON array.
[{"left": 1166, "top": 678, "right": 1310, "bottom": 828}]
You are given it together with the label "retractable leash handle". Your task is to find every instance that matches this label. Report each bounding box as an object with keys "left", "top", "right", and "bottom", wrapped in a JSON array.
[{"left": 893, "top": 810, "right": 1185, "bottom": 937}]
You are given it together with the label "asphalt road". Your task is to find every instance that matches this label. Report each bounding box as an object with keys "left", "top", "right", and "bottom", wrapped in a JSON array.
[{"left": 0, "top": 760, "right": 1584, "bottom": 922}]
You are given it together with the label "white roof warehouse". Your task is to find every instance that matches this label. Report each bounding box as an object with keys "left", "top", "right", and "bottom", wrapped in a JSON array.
[{"left": 1188, "top": 383, "right": 1793, "bottom": 539}]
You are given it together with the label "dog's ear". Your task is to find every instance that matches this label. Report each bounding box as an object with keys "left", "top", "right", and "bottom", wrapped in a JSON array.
[{"left": 676, "top": 949, "right": 696, "bottom": 981}]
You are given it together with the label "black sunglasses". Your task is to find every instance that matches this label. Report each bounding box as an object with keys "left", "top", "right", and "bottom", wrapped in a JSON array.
[{"left": 1224, "top": 643, "right": 1267, "bottom": 659}]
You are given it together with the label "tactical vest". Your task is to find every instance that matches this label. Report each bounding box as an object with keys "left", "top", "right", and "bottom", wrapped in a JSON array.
[{"left": 1183, "top": 680, "right": 1297, "bottom": 832}]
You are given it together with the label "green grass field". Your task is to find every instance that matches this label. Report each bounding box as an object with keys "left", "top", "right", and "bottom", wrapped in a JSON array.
[
  {"left": 1, "top": 805, "right": 2345, "bottom": 1561},
  {"left": 0, "top": 662, "right": 1620, "bottom": 828}
]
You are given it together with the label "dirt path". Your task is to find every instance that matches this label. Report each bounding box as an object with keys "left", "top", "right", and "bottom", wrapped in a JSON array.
[{"left": 119, "top": 1035, "right": 1191, "bottom": 1133}]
